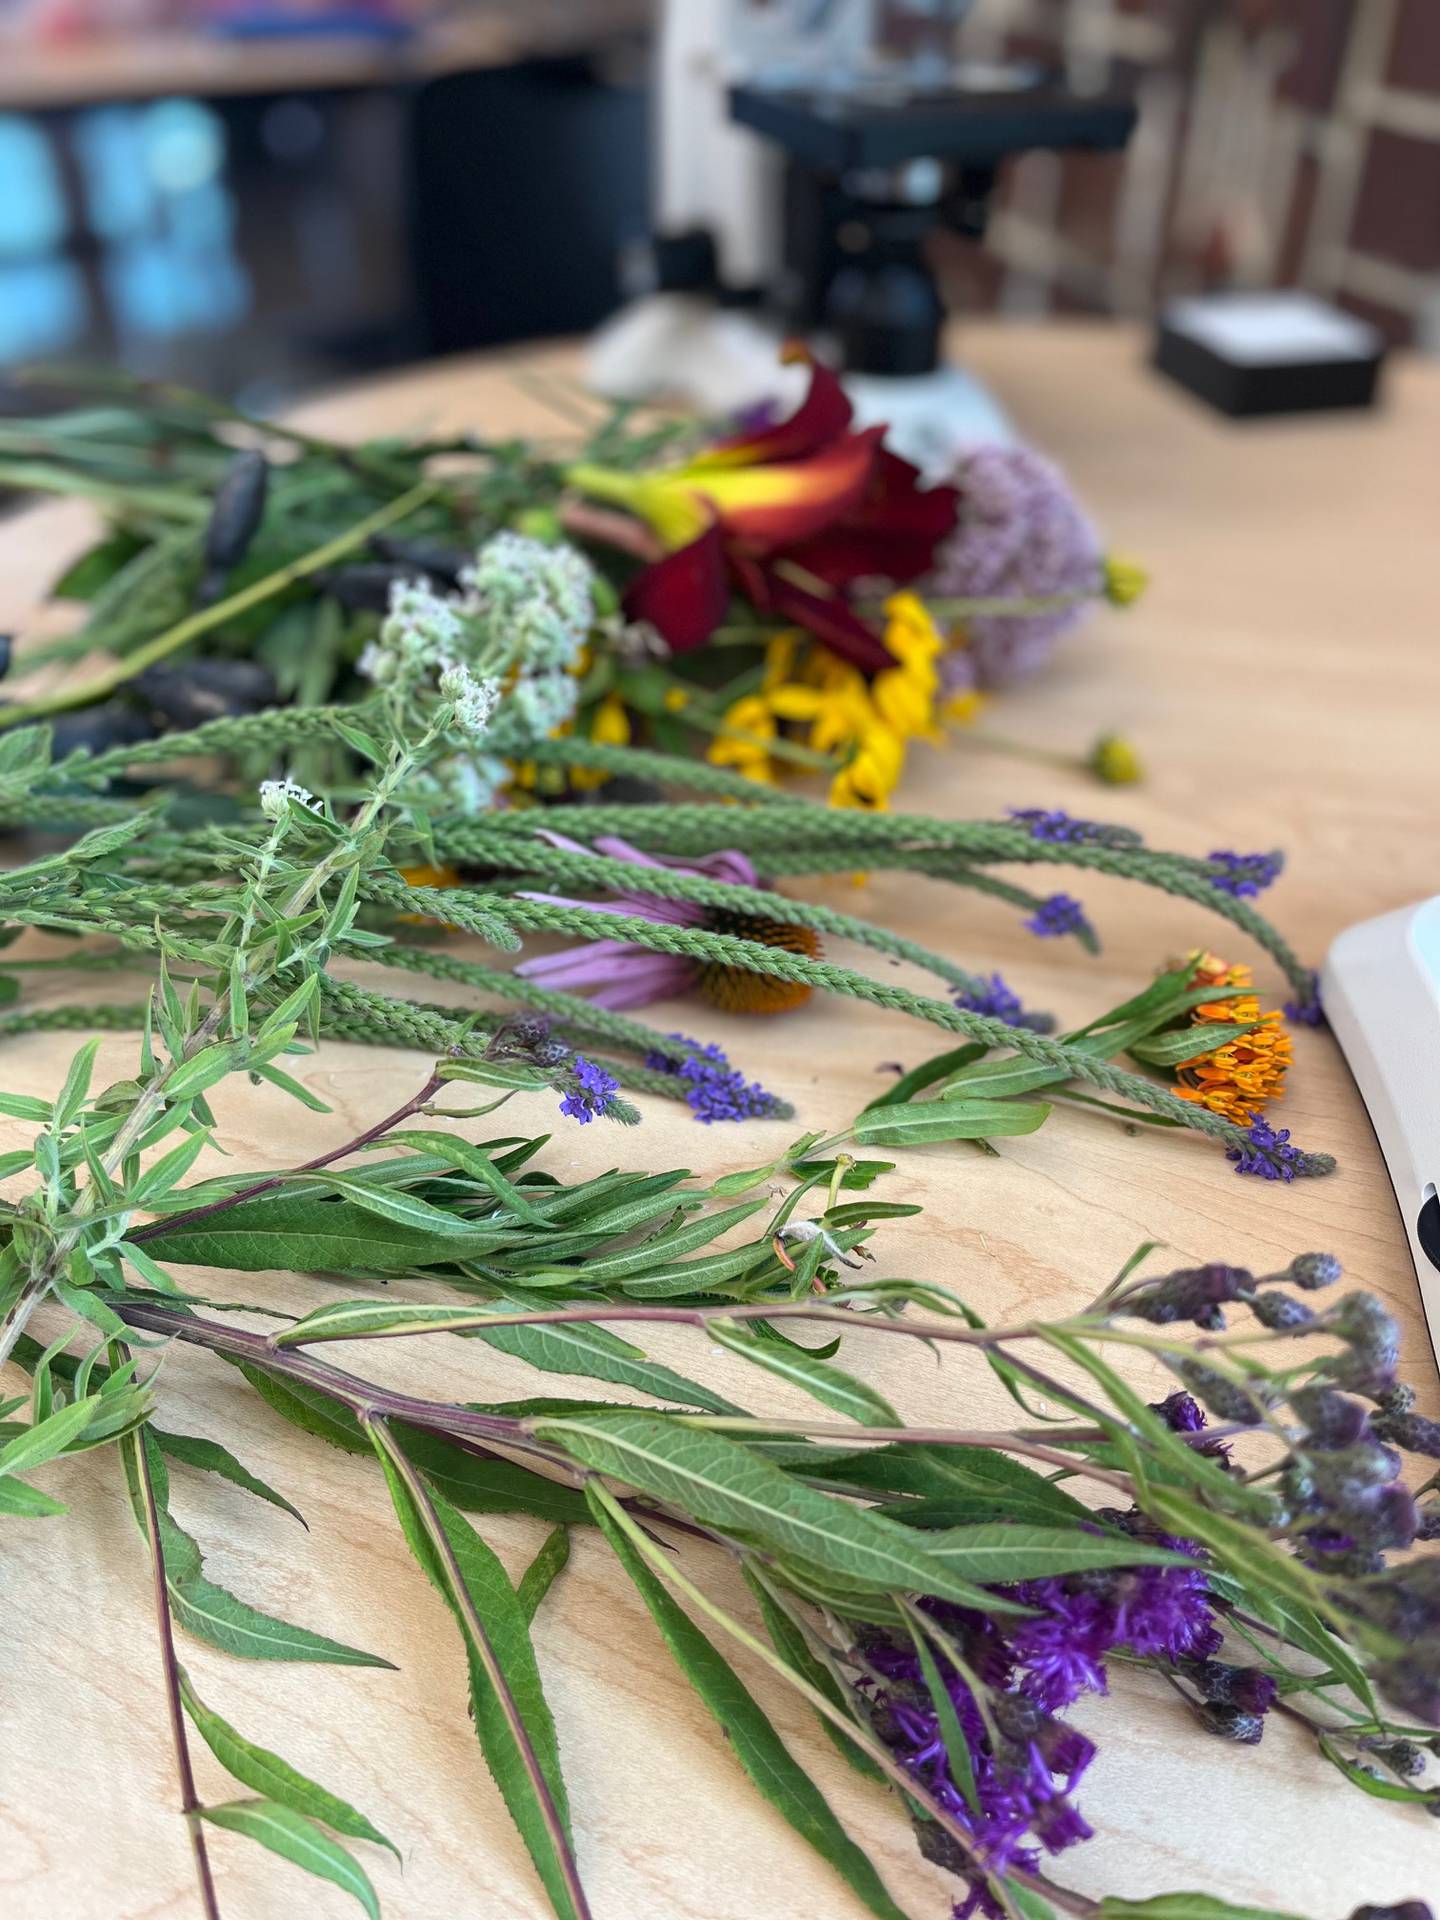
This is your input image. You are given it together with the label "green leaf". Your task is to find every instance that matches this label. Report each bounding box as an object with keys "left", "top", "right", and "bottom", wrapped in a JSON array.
[
  {"left": 237, "top": 1362, "right": 370, "bottom": 1455},
  {"left": 53, "top": 1037, "right": 101, "bottom": 1129},
  {"left": 131, "top": 1466, "right": 392, "bottom": 1668},
  {"left": 803, "top": 1442, "right": 1091, "bottom": 1524},
  {"left": 554, "top": 1195, "right": 768, "bottom": 1284},
  {"left": 163, "top": 1041, "right": 243, "bottom": 1102},
  {"left": 907, "top": 1614, "right": 978, "bottom": 1814},
  {"left": 517, "top": 1526, "right": 571, "bottom": 1624},
  {"left": 851, "top": 1098, "right": 1051, "bottom": 1147},
  {"left": 396, "top": 1422, "right": 588, "bottom": 1526},
  {"left": 921, "top": 1522, "right": 1193, "bottom": 1585},
  {"left": 0, "top": 1475, "right": 67, "bottom": 1516},
  {"left": 1099, "top": 1898, "right": 1306, "bottom": 1920},
  {"left": 473, "top": 1310, "right": 747, "bottom": 1419},
  {"left": 0, "top": 1392, "right": 102, "bottom": 1476},
  {"left": 320, "top": 1172, "right": 493, "bottom": 1240},
  {"left": 142, "top": 1193, "right": 505, "bottom": 1271},
  {"left": 379, "top": 1129, "right": 553, "bottom": 1226},
  {"left": 180, "top": 1671, "right": 398, "bottom": 1858},
  {"left": 154, "top": 1429, "right": 305, "bottom": 1525},
  {"left": 1129, "top": 1024, "right": 1258, "bottom": 1069},
  {"left": 130, "top": 1127, "right": 214, "bottom": 1206},
  {"left": 859, "top": 1041, "right": 989, "bottom": 1112},
  {"left": 371, "top": 1445, "right": 580, "bottom": 1920},
  {"left": 199, "top": 1799, "right": 380, "bottom": 1919},
  {"left": 589, "top": 1488, "right": 908, "bottom": 1920},
  {"left": 51, "top": 526, "right": 145, "bottom": 600},
  {"left": 537, "top": 1413, "right": 1024, "bottom": 1612},
  {"left": 743, "top": 1566, "right": 885, "bottom": 1783},
  {"left": 0, "top": 1091, "right": 52, "bottom": 1121},
  {"left": 707, "top": 1321, "right": 898, "bottom": 1427}
]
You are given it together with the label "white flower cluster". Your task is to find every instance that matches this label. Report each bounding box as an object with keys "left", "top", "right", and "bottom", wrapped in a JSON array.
[
  {"left": 461, "top": 531, "right": 596, "bottom": 673},
  {"left": 438, "top": 662, "right": 500, "bottom": 741},
  {"left": 413, "top": 751, "right": 509, "bottom": 817},
  {"left": 258, "top": 776, "right": 323, "bottom": 820},
  {"left": 359, "top": 578, "right": 469, "bottom": 689}
]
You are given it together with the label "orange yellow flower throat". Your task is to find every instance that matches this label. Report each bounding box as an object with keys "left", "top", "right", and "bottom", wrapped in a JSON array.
[{"left": 695, "top": 911, "right": 820, "bottom": 1015}]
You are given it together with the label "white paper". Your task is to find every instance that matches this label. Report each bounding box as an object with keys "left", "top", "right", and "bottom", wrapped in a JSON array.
[{"left": 1165, "top": 292, "right": 1382, "bottom": 367}]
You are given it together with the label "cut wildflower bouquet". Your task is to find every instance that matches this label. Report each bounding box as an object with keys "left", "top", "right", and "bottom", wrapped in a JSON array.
[
  {"left": 0, "top": 395, "right": 1415, "bottom": 1920},
  {"left": 0, "top": 350, "right": 1142, "bottom": 810}
]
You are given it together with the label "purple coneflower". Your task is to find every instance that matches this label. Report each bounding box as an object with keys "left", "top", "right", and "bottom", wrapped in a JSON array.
[{"left": 515, "top": 831, "right": 819, "bottom": 1014}]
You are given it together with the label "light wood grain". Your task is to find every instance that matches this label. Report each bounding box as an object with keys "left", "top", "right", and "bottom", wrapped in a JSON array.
[{"left": 3, "top": 324, "right": 1437, "bottom": 1920}]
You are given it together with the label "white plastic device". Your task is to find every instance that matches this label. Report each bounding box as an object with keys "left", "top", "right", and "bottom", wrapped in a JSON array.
[{"left": 1321, "top": 897, "right": 1440, "bottom": 1355}]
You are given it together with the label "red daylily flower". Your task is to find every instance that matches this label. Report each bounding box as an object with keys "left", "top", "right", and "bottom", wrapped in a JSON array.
[{"left": 567, "top": 346, "right": 959, "bottom": 673}]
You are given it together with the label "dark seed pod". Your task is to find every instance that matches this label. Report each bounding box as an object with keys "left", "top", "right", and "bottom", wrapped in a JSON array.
[
  {"left": 370, "top": 533, "right": 470, "bottom": 585},
  {"left": 320, "top": 563, "right": 417, "bottom": 612},
  {"left": 1348, "top": 1905, "right": 1436, "bottom": 1920},
  {"left": 198, "top": 449, "right": 268, "bottom": 605},
  {"left": 563, "top": 775, "right": 665, "bottom": 808},
  {"left": 51, "top": 698, "right": 158, "bottom": 758},
  {"left": 0, "top": 633, "right": 12, "bottom": 682},
  {"left": 1290, "top": 1386, "right": 1369, "bottom": 1450},
  {"left": 1175, "top": 1359, "right": 1265, "bottom": 1426},
  {"left": 136, "top": 659, "right": 278, "bottom": 729},
  {"left": 1181, "top": 1658, "right": 1277, "bottom": 1715},
  {"left": 1288, "top": 1252, "right": 1342, "bottom": 1289},
  {"left": 1196, "top": 1701, "right": 1265, "bottom": 1743},
  {"left": 1248, "top": 1290, "right": 1315, "bottom": 1331}
]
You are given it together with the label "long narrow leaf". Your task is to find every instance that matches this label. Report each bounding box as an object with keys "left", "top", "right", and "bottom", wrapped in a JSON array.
[
  {"left": 180, "top": 1670, "right": 397, "bottom": 1858},
  {"left": 589, "top": 1487, "right": 908, "bottom": 1920},
  {"left": 199, "top": 1798, "right": 379, "bottom": 1918}
]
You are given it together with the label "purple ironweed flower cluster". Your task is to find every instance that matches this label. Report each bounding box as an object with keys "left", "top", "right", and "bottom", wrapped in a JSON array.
[
  {"left": 643, "top": 1034, "right": 785, "bottom": 1124},
  {"left": 1226, "top": 1114, "right": 1309, "bottom": 1179},
  {"left": 1206, "top": 848, "right": 1285, "bottom": 898},
  {"left": 1024, "top": 892, "right": 1091, "bottom": 941},
  {"left": 1009, "top": 807, "right": 1141, "bottom": 850},
  {"left": 1284, "top": 968, "right": 1326, "bottom": 1028},
  {"left": 927, "top": 444, "right": 1103, "bottom": 688},
  {"left": 860, "top": 1522, "right": 1225, "bottom": 1918},
  {"left": 479, "top": 1014, "right": 623, "bottom": 1125},
  {"left": 951, "top": 973, "right": 1055, "bottom": 1034},
  {"left": 1151, "top": 1388, "right": 1236, "bottom": 1467},
  {"left": 557, "top": 1055, "right": 621, "bottom": 1123}
]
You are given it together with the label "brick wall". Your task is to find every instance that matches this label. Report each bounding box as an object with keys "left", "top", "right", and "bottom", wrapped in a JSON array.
[{"left": 921, "top": 0, "right": 1440, "bottom": 347}]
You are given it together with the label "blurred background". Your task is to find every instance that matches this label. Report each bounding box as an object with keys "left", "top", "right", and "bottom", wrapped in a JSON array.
[{"left": 0, "top": 0, "right": 1432, "bottom": 407}]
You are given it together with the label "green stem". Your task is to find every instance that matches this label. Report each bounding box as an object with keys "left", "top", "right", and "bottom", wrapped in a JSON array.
[
  {"left": 1, "top": 482, "right": 439, "bottom": 729},
  {"left": 127, "top": 1431, "right": 223, "bottom": 1920}
]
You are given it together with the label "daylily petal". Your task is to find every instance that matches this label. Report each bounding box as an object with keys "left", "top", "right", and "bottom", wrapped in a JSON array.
[
  {"left": 567, "top": 463, "right": 711, "bottom": 548},
  {"left": 683, "top": 428, "right": 882, "bottom": 552},
  {"left": 782, "top": 448, "right": 960, "bottom": 585},
  {"left": 692, "top": 343, "right": 853, "bottom": 469},
  {"left": 622, "top": 522, "right": 731, "bottom": 653},
  {"left": 761, "top": 568, "right": 895, "bottom": 675}
]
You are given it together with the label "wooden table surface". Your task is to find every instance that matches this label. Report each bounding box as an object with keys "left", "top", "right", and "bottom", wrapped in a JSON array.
[{"left": 4, "top": 324, "right": 1438, "bottom": 1920}]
